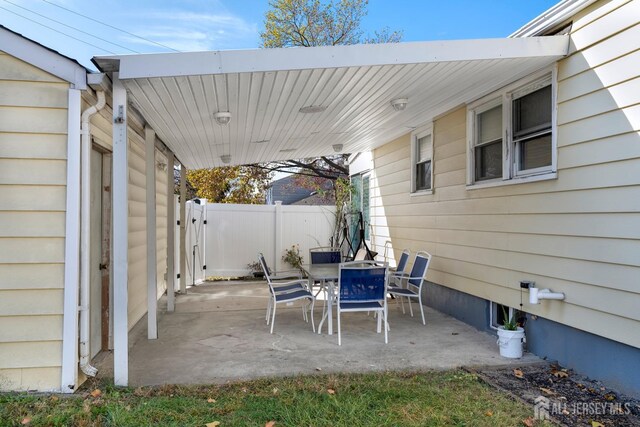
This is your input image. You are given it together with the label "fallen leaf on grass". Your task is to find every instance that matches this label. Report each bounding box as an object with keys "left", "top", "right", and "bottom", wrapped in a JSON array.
[
  {"left": 272, "top": 388, "right": 279, "bottom": 395},
  {"left": 540, "top": 387, "right": 556, "bottom": 396},
  {"left": 265, "top": 422, "right": 276, "bottom": 427},
  {"left": 513, "top": 368, "right": 524, "bottom": 379},
  {"left": 522, "top": 417, "right": 534, "bottom": 427},
  {"left": 90, "top": 389, "right": 102, "bottom": 398},
  {"left": 50, "top": 396, "right": 59, "bottom": 402},
  {"left": 21, "top": 417, "right": 31, "bottom": 425},
  {"left": 327, "top": 389, "right": 336, "bottom": 395},
  {"left": 205, "top": 422, "right": 221, "bottom": 427},
  {"left": 484, "top": 410, "right": 493, "bottom": 417},
  {"left": 207, "top": 398, "right": 216, "bottom": 403},
  {"left": 591, "top": 421, "right": 605, "bottom": 427}
]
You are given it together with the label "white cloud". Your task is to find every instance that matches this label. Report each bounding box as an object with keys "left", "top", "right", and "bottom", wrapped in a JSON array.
[{"left": 123, "top": 6, "right": 259, "bottom": 52}]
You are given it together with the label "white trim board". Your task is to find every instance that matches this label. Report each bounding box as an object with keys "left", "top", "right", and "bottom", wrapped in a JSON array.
[
  {"left": 60, "top": 88, "right": 82, "bottom": 393},
  {"left": 95, "top": 36, "right": 569, "bottom": 79},
  {"left": 0, "top": 26, "right": 87, "bottom": 89}
]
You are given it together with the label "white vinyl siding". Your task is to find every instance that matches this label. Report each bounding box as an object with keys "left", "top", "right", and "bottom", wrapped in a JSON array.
[{"left": 0, "top": 51, "right": 68, "bottom": 391}]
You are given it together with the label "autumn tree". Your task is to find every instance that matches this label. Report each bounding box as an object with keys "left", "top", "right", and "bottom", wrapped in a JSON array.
[
  {"left": 257, "top": 0, "right": 402, "bottom": 198},
  {"left": 260, "top": 0, "right": 403, "bottom": 48},
  {"left": 186, "top": 166, "right": 271, "bottom": 204}
]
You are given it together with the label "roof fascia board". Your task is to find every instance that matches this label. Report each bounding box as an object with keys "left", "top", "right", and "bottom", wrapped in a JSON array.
[
  {"left": 99, "top": 36, "right": 569, "bottom": 80},
  {"left": 0, "top": 27, "right": 87, "bottom": 89},
  {"left": 510, "top": 0, "right": 597, "bottom": 37}
]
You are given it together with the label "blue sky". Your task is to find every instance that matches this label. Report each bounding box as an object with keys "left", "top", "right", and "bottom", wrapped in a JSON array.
[{"left": 1, "top": 0, "right": 559, "bottom": 69}]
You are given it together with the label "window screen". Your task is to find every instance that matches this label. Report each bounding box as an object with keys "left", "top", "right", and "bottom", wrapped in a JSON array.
[
  {"left": 475, "top": 105, "right": 502, "bottom": 181},
  {"left": 513, "top": 85, "right": 552, "bottom": 171},
  {"left": 415, "top": 134, "right": 432, "bottom": 190}
]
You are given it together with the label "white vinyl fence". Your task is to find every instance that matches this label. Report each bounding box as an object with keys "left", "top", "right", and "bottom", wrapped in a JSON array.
[{"left": 172, "top": 200, "right": 336, "bottom": 288}]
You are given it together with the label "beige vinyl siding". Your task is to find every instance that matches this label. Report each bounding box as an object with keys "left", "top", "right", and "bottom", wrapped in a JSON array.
[
  {"left": 83, "top": 91, "right": 169, "bottom": 330},
  {"left": 156, "top": 151, "right": 168, "bottom": 298},
  {"left": 370, "top": 0, "right": 640, "bottom": 349},
  {"left": 128, "top": 138, "right": 148, "bottom": 328},
  {"left": 0, "top": 51, "right": 68, "bottom": 391}
]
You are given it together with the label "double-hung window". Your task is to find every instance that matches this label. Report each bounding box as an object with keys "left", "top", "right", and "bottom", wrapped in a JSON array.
[
  {"left": 411, "top": 124, "right": 433, "bottom": 193},
  {"left": 467, "top": 69, "right": 556, "bottom": 187}
]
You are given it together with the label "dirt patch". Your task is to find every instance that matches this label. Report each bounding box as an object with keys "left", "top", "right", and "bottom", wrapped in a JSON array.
[{"left": 469, "top": 363, "right": 640, "bottom": 426}]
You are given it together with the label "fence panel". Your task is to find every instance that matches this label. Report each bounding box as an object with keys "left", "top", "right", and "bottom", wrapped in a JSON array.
[{"left": 183, "top": 202, "right": 336, "bottom": 277}]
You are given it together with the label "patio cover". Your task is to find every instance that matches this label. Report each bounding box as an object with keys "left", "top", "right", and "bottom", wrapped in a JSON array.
[
  {"left": 93, "top": 36, "right": 569, "bottom": 169},
  {"left": 92, "top": 35, "right": 569, "bottom": 387}
]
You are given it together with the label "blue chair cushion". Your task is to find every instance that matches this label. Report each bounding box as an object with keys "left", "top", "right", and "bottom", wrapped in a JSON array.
[
  {"left": 274, "top": 289, "right": 312, "bottom": 302},
  {"left": 388, "top": 288, "right": 417, "bottom": 297},
  {"left": 339, "top": 301, "right": 383, "bottom": 310}
]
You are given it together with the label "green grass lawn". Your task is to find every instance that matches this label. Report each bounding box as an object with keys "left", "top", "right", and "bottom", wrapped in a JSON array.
[{"left": 1, "top": 370, "right": 549, "bottom": 426}]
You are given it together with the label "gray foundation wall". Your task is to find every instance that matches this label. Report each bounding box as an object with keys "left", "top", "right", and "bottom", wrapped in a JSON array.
[{"left": 422, "top": 281, "right": 640, "bottom": 397}]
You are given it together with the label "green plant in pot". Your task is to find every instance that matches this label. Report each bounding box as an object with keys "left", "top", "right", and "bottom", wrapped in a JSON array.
[
  {"left": 497, "top": 306, "right": 525, "bottom": 358},
  {"left": 501, "top": 306, "right": 519, "bottom": 331}
]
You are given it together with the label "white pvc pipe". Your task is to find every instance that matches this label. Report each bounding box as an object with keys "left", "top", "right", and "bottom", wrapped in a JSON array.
[
  {"left": 530, "top": 287, "right": 565, "bottom": 304},
  {"left": 79, "top": 90, "right": 106, "bottom": 377}
]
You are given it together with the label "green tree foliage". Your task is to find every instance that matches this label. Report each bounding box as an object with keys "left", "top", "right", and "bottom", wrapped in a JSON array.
[
  {"left": 261, "top": 0, "right": 403, "bottom": 48},
  {"left": 186, "top": 166, "right": 271, "bottom": 204}
]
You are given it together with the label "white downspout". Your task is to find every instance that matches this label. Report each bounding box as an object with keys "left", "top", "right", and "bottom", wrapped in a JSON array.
[{"left": 79, "top": 90, "right": 106, "bottom": 377}]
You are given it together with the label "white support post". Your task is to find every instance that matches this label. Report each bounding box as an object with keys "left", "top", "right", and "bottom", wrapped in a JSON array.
[
  {"left": 166, "top": 152, "right": 175, "bottom": 312},
  {"left": 61, "top": 88, "right": 82, "bottom": 393},
  {"left": 145, "top": 127, "right": 157, "bottom": 339},
  {"left": 274, "top": 201, "right": 282, "bottom": 271},
  {"left": 179, "top": 165, "right": 187, "bottom": 293},
  {"left": 112, "top": 73, "right": 129, "bottom": 386},
  {"left": 201, "top": 198, "right": 207, "bottom": 283}
]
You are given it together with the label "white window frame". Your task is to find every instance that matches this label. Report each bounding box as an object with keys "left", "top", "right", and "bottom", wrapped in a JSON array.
[
  {"left": 410, "top": 123, "right": 434, "bottom": 195},
  {"left": 466, "top": 67, "right": 558, "bottom": 189},
  {"left": 489, "top": 301, "right": 519, "bottom": 331}
]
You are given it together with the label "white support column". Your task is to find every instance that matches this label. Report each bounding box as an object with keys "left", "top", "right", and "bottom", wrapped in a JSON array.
[
  {"left": 61, "top": 88, "right": 81, "bottom": 393},
  {"left": 145, "top": 127, "right": 157, "bottom": 339},
  {"left": 201, "top": 199, "right": 207, "bottom": 282},
  {"left": 179, "top": 165, "right": 187, "bottom": 293},
  {"left": 166, "top": 152, "right": 176, "bottom": 312},
  {"left": 112, "top": 73, "right": 129, "bottom": 386},
  {"left": 274, "top": 201, "right": 283, "bottom": 271}
]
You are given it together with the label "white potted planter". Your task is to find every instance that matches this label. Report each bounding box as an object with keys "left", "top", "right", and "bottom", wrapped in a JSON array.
[{"left": 497, "top": 326, "right": 525, "bottom": 358}]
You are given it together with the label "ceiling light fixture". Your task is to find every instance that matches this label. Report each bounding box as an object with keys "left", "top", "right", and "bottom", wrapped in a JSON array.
[
  {"left": 299, "top": 105, "right": 327, "bottom": 114},
  {"left": 214, "top": 111, "right": 232, "bottom": 125},
  {"left": 250, "top": 139, "right": 269, "bottom": 144},
  {"left": 390, "top": 98, "right": 408, "bottom": 112},
  {"left": 220, "top": 154, "right": 231, "bottom": 164},
  {"left": 332, "top": 144, "right": 343, "bottom": 153}
]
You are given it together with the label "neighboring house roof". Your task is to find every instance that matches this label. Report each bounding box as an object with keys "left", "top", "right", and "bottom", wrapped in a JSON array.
[
  {"left": 0, "top": 24, "right": 89, "bottom": 89},
  {"left": 291, "top": 192, "right": 334, "bottom": 206},
  {"left": 268, "top": 175, "right": 334, "bottom": 205}
]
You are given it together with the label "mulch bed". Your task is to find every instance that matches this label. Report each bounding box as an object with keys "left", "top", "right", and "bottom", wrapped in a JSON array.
[{"left": 468, "top": 363, "right": 640, "bottom": 426}]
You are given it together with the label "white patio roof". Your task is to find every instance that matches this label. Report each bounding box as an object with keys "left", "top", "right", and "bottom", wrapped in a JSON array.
[{"left": 94, "top": 36, "right": 569, "bottom": 169}]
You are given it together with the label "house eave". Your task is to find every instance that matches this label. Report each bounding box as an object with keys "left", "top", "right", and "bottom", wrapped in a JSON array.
[{"left": 510, "top": 0, "right": 598, "bottom": 37}]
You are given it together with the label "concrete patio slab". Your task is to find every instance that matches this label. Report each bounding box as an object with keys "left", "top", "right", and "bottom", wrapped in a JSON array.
[{"left": 96, "top": 280, "right": 540, "bottom": 386}]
